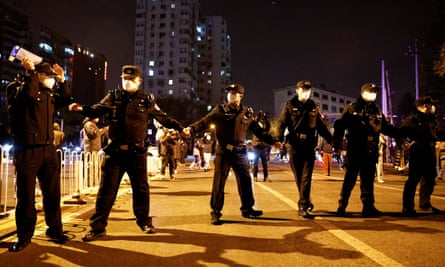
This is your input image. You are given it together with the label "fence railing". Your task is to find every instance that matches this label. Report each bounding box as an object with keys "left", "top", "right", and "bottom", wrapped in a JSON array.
[
  {"left": 0, "top": 146, "right": 162, "bottom": 219},
  {"left": 0, "top": 147, "right": 106, "bottom": 217}
]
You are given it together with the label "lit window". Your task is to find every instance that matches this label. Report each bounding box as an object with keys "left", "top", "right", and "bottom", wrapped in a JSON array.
[
  {"left": 64, "top": 47, "right": 74, "bottom": 56},
  {"left": 168, "top": 79, "right": 173, "bottom": 85},
  {"left": 149, "top": 60, "right": 155, "bottom": 66},
  {"left": 148, "top": 70, "right": 154, "bottom": 76},
  {"left": 39, "top": 42, "right": 53, "bottom": 53}
]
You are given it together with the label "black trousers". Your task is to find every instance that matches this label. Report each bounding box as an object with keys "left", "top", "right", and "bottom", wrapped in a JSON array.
[
  {"left": 287, "top": 143, "right": 315, "bottom": 209},
  {"left": 90, "top": 150, "right": 151, "bottom": 231},
  {"left": 160, "top": 153, "right": 175, "bottom": 177},
  {"left": 338, "top": 149, "right": 377, "bottom": 209},
  {"left": 211, "top": 148, "right": 255, "bottom": 213},
  {"left": 253, "top": 147, "right": 268, "bottom": 178},
  {"left": 403, "top": 142, "right": 437, "bottom": 209},
  {"left": 14, "top": 145, "right": 63, "bottom": 240}
]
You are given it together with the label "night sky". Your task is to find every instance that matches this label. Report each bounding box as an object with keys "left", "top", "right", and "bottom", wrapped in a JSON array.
[{"left": 9, "top": 0, "right": 437, "bottom": 113}]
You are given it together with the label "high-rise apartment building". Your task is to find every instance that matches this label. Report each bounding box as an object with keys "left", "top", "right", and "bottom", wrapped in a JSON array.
[
  {"left": 0, "top": 0, "right": 30, "bottom": 87},
  {"left": 135, "top": 0, "right": 201, "bottom": 99},
  {"left": 71, "top": 44, "right": 108, "bottom": 105},
  {"left": 0, "top": 1, "right": 108, "bottom": 144},
  {"left": 196, "top": 16, "right": 231, "bottom": 106},
  {"left": 33, "top": 25, "right": 108, "bottom": 105},
  {"left": 0, "top": 0, "right": 31, "bottom": 142},
  {"left": 134, "top": 0, "right": 231, "bottom": 107}
]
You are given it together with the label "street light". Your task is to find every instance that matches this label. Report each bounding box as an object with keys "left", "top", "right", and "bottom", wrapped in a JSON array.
[{"left": 406, "top": 38, "right": 421, "bottom": 99}]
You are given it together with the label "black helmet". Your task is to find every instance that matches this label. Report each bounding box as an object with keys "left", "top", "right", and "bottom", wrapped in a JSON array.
[
  {"left": 360, "top": 83, "right": 379, "bottom": 93},
  {"left": 225, "top": 83, "right": 244, "bottom": 94}
]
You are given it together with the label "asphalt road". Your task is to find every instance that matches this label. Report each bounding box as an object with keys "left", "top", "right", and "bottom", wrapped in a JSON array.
[{"left": 0, "top": 160, "right": 444, "bottom": 266}]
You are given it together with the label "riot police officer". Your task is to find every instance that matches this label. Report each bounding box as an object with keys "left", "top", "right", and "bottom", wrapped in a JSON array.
[
  {"left": 70, "top": 65, "right": 184, "bottom": 241},
  {"left": 7, "top": 58, "right": 71, "bottom": 252},
  {"left": 276, "top": 80, "right": 332, "bottom": 218},
  {"left": 184, "top": 83, "right": 276, "bottom": 225},
  {"left": 333, "top": 83, "right": 398, "bottom": 217},
  {"left": 400, "top": 96, "right": 441, "bottom": 216}
]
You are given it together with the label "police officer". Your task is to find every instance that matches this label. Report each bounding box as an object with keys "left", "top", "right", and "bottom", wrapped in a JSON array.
[
  {"left": 70, "top": 65, "right": 184, "bottom": 241},
  {"left": 333, "top": 82, "right": 398, "bottom": 217},
  {"left": 276, "top": 80, "right": 332, "bottom": 218},
  {"left": 253, "top": 110, "right": 271, "bottom": 182},
  {"left": 400, "top": 96, "right": 441, "bottom": 216},
  {"left": 7, "top": 58, "right": 71, "bottom": 252},
  {"left": 184, "top": 83, "right": 276, "bottom": 225}
]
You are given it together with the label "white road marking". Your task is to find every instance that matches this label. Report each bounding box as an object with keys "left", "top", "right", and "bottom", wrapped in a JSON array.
[{"left": 256, "top": 182, "right": 403, "bottom": 267}]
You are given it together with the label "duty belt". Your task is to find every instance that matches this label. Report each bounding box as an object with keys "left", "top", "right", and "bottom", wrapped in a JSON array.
[
  {"left": 295, "top": 133, "right": 307, "bottom": 140},
  {"left": 224, "top": 144, "right": 245, "bottom": 152},
  {"left": 119, "top": 144, "right": 129, "bottom": 150}
]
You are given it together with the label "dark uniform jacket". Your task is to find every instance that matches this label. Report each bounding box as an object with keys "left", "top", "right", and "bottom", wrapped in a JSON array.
[
  {"left": 253, "top": 118, "right": 271, "bottom": 149},
  {"left": 6, "top": 72, "right": 71, "bottom": 146},
  {"left": 188, "top": 103, "right": 275, "bottom": 149},
  {"left": 81, "top": 89, "right": 183, "bottom": 152},
  {"left": 277, "top": 97, "right": 332, "bottom": 148},
  {"left": 333, "top": 97, "right": 398, "bottom": 157},
  {"left": 400, "top": 110, "right": 437, "bottom": 144}
]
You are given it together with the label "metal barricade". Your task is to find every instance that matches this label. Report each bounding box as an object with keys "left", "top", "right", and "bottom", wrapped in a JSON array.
[
  {"left": 0, "top": 146, "right": 160, "bottom": 220},
  {"left": 62, "top": 150, "right": 104, "bottom": 204},
  {"left": 436, "top": 141, "right": 445, "bottom": 180},
  {"left": 0, "top": 145, "right": 14, "bottom": 218},
  {"left": 0, "top": 147, "right": 107, "bottom": 220}
]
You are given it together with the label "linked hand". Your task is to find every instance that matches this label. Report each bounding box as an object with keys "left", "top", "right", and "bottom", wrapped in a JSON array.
[
  {"left": 69, "top": 103, "right": 83, "bottom": 111},
  {"left": 52, "top": 63, "right": 65, "bottom": 83},
  {"left": 181, "top": 127, "right": 191, "bottom": 138}
]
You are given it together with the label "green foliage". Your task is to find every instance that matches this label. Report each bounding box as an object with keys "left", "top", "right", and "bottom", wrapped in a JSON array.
[{"left": 433, "top": 43, "right": 445, "bottom": 77}]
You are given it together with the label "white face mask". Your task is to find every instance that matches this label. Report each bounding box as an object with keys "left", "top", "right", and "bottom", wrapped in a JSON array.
[
  {"left": 227, "top": 91, "right": 242, "bottom": 105},
  {"left": 297, "top": 88, "right": 311, "bottom": 103},
  {"left": 122, "top": 79, "right": 139, "bottom": 93},
  {"left": 42, "top": 78, "right": 56, "bottom": 89},
  {"left": 361, "top": 91, "right": 377, "bottom": 102},
  {"left": 418, "top": 104, "right": 436, "bottom": 114}
]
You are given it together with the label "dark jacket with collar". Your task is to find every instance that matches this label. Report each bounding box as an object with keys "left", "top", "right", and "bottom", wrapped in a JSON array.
[
  {"left": 334, "top": 97, "right": 398, "bottom": 145},
  {"left": 81, "top": 89, "right": 183, "bottom": 151},
  {"left": 188, "top": 103, "right": 275, "bottom": 149},
  {"left": 277, "top": 97, "right": 332, "bottom": 148},
  {"left": 7, "top": 72, "right": 71, "bottom": 146}
]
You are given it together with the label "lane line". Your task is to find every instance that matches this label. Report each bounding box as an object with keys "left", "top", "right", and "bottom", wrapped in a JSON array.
[{"left": 256, "top": 182, "right": 403, "bottom": 267}]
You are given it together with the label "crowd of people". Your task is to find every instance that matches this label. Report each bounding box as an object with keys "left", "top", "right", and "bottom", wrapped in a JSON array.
[{"left": 4, "top": 57, "right": 443, "bottom": 252}]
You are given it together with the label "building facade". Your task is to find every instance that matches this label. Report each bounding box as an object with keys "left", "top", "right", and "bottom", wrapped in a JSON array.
[
  {"left": 196, "top": 16, "right": 231, "bottom": 107},
  {"left": 134, "top": 0, "right": 231, "bottom": 108},
  {"left": 0, "top": 1, "right": 108, "bottom": 144},
  {"left": 135, "top": 0, "right": 201, "bottom": 99},
  {"left": 274, "top": 85, "right": 356, "bottom": 123}
]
